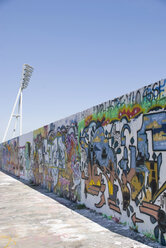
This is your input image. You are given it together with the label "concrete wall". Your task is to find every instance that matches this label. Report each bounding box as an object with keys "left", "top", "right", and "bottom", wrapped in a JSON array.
[{"left": 1, "top": 79, "right": 166, "bottom": 245}]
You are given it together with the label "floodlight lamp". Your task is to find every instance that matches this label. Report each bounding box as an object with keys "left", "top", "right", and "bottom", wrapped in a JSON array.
[{"left": 21, "top": 64, "right": 34, "bottom": 90}]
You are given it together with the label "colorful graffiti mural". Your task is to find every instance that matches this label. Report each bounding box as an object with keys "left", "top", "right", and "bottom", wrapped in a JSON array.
[
  {"left": 1, "top": 79, "right": 166, "bottom": 245},
  {"left": 0, "top": 121, "right": 81, "bottom": 202},
  {"left": 0, "top": 138, "right": 19, "bottom": 176},
  {"left": 78, "top": 79, "right": 166, "bottom": 245},
  {"left": 32, "top": 122, "right": 81, "bottom": 201}
]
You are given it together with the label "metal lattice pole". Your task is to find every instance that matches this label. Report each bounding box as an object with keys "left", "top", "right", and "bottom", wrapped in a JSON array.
[{"left": 2, "top": 64, "right": 34, "bottom": 142}]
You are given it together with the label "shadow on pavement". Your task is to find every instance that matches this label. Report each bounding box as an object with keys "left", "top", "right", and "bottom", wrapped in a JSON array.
[{"left": 0, "top": 168, "right": 162, "bottom": 248}]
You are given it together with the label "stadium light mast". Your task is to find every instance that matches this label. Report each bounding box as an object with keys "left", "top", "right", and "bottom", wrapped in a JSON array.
[{"left": 2, "top": 64, "right": 34, "bottom": 142}]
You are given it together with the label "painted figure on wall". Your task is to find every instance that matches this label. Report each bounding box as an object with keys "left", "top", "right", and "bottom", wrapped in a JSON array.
[
  {"left": 33, "top": 122, "right": 81, "bottom": 201},
  {"left": 79, "top": 90, "right": 166, "bottom": 245}
]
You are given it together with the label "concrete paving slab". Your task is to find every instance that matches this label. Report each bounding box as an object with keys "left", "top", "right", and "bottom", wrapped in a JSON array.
[{"left": 0, "top": 171, "right": 157, "bottom": 248}]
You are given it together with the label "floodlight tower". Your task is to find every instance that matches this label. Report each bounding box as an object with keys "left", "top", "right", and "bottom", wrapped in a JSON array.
[{"left": 2, "top": 64, "right": 34, "bottom": 142}]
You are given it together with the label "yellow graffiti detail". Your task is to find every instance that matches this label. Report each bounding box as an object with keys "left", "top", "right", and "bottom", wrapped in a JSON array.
[
  {"left": 96, "top": 180, "right": 101, "bottom": 186},
  {"left": 145, "top": 161, "right": 158, "bottom": 188},
  {"left": 153, "top": 182, "right": 166, "bottom": 202},
  {"left": 85, "top": 115, "right": 92, "bottom": 126},
  {"left": 93, "top": 136, "right": 101, "bottom": 143},
  {"left": 143, "top": 189, "right": 152, "bottom": 202},
  {"left": 89, "top": 179, "right": 95, "bottom": 186},
  {"left": 108, "top": 181, "right": 113, "bottom": 195},
  {"left": 153, "top": 131, "right": 166, "bottom": 141},
  {"left": 131, "top": 173, "right": 145, "bottom": 200},
  {"left": 33, "top": 127, "right": 47, "bottom": 138},
  {"left": 146, "top": 120, "right": 161, "bottom": 129}
]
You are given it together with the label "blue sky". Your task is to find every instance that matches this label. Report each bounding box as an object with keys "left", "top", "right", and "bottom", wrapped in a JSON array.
[{"left": 0, "top": 0, "right": 166, "bottom": 141}]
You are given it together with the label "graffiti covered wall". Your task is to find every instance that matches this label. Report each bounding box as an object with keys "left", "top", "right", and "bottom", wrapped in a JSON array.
[
  {"left": 0, "top": 116, "right": 82, "bottom": 202},
  {"left": 1, "top": 79, "right": 166, "bottom": 245}
]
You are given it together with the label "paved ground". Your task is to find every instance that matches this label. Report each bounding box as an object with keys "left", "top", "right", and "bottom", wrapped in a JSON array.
[{"left": 0, "top": 170, "right": 163, "bottom": 248}]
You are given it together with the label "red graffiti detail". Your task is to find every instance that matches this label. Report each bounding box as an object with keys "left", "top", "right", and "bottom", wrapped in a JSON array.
[{"left": 118, "top": 106, "right": 142, "bottom": 120}]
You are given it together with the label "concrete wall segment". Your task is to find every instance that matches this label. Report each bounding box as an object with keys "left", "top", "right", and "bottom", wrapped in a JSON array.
[{"left": 1, "top": 78, "right": 166, "bottom": 245}]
